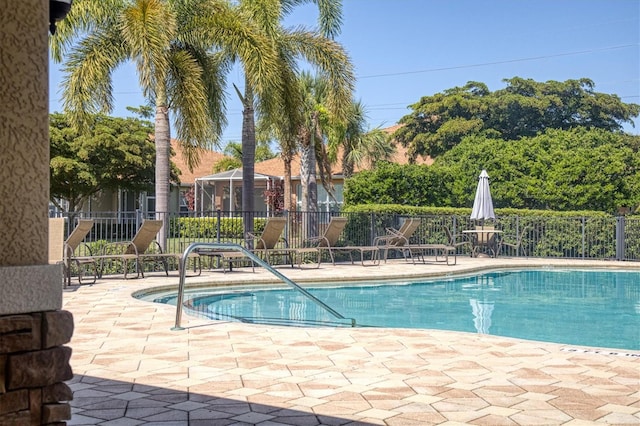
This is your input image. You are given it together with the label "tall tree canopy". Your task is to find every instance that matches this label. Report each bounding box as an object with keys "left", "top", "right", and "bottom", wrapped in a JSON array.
[
  {"left": 50, "top": 0, "right": 280, "bottom": 248},
  {"left": 394, "top": 78, "right": 640, "bottom": 160},
  {"left": 50, "top": 113, "right": 159, "bottom": 212},
  {"left": 346, "top": 128, "right": 640, "bottom": 213},
  {"left": 432, "top": 128, "right": 640, "bottom": 212},
  {"left": 344, "top": 161, "right": 451, "bottom": 207}
]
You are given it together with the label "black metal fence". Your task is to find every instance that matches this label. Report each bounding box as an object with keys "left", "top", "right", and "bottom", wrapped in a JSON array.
[{"left": 51, "top": 210, "right": 640, "bottom": 262}]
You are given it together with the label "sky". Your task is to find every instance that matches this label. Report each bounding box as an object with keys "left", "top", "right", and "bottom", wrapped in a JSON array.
[{"left": 49, "top": 0, "right": 640, "bottom": 147}]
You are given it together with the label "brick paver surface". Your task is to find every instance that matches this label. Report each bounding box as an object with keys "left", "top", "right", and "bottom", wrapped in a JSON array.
[{"left": 63, "top": 257, "right": 640, "bottom": 425}]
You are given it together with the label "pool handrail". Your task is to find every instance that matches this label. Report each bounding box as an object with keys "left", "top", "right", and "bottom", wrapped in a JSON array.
[{"left": 172, "top": 242, "right": 356, "bottom": 330}]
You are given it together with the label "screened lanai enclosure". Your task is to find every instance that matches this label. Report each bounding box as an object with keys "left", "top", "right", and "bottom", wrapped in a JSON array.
[{"left": 193, "top": 169, "right": 282, "bottom": 213}]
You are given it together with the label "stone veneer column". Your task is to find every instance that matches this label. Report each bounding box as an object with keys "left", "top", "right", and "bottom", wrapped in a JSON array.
[{"left": 0, "top": 1, "right": 74, "bottom": 424}]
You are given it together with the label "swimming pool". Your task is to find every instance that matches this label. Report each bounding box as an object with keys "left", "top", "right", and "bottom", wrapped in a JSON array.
[{"left": 139, "top": 268, "right": 640, "bottom": 350}]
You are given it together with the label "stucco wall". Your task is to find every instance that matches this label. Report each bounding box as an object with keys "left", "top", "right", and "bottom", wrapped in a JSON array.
[{"left": 0, "top": 0, "right": 51, "bottom": 267}]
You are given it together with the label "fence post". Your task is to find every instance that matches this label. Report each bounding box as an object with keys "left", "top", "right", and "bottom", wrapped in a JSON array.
[
  {"left": 135, "top": 209, "right": 142, "bottom": 231},
  {"left": 581, "top": 217, "right": 586, "bottom": 259},
  {"left": 216, "top": 209, "right": 221, "bottom": 243},
  {"left": 615, "top": 216, "right": 625, "bottom": 261},
  {"left": 370, "top": 212, "right": 376, "bottom": 245},
  {"left": 283, "top": 209, "right": 290, "bottom": 243}
]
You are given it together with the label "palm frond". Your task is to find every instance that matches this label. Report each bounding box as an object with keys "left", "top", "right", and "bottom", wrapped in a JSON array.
[
  {"left": 167, "top": 48, "right": 219, "bottom": 169},
  {"left": 50, "top": 0, "right": 126, "bottom": 61},
  {"left": 281, "top": 0, "right": 342, "bottom": 38},
  {"left": 240, "top": 0, "right": 283, "bottom": 35},
  {"left": 284, "top": 30, "right": 354, "bottom": 121},
  {"left": 62, "top": 31, "right": 128, "bottom": 129},
  {"left": 120, "top": 0, "right": 176, "bottom": 100}
]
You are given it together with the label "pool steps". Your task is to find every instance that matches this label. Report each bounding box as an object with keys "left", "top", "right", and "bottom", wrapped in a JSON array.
[{"left": 172, "top": 243, "right": 356, "bottom": 330}]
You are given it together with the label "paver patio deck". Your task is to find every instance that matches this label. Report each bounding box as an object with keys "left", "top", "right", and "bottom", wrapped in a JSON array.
[{"left": 63, "top": 257, "right": 640, "bottom": 425}]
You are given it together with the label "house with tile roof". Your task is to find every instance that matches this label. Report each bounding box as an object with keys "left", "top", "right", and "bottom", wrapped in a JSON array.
[
  {"left": 191, "top": 125, "right": 432, "bottom": 213},
  {"left": 61, "top": 126, "right": 430, "bottom": 216},
  {"left": 122, "top": 139, "right": 232, "bottom": 215},
  {"left": 56, "top": 139, "right": 230, "bottom": 215}
]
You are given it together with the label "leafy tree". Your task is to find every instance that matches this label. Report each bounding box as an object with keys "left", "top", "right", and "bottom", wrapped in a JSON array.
[
  {"left": 50, "top": 0, "right": 279, "bottom": 249},
  {"left": 223, "top": 141, "right": 275, "bottom": 163},
  {"left": 431, "top": 128, "right": 640, "bottom": 212},
  {"left": 294, "top": 71, "right": 353, "bottom": 237},
  {"left": 394, "top": 78, "right": 640, "bottom": 160},
  {"left": 298, "top": 71, "right": 329, "bottom": 225},
  {"left": 346, "top": 128, "right": 640, "bottom": 213},
  {"left": 211, "top": 140, "right": 275, "bottom": 173},
  {"left": 343, "top": 162, "right": 451, "bottom": 207},
  {"left": 50, "top": 112, "right": 157, "bottom": 212}
]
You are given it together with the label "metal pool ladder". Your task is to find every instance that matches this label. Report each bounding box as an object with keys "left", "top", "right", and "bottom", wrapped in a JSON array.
[{"left": 172, "top": 242, "right": 356, "bottom": 330}]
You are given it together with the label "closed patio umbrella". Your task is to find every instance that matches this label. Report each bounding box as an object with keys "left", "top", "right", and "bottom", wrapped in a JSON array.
[{"left": 470, "top": 169, "right": 495, "bottom": 222}]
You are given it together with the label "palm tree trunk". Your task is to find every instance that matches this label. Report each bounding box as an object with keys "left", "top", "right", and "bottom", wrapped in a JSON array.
[
  {"left": 154, "top": 103, "right": 170, "bottom": 251},
  {"left": 300, "top": 134, "right": 318, "bottom": 239},
  {"left": 342, "top": 148, "right": 355, "bottom": 178},
  {"left": 241, "top": 79, "right": 256, "bottom": 241},
  {"left": 307, "top": 130, "right": 319, "bottom": 237},
  {"left": 300, "top": 142, "right": 310, "bottom": 215},
  {"left": 282, "top": 152, "right": 293, "bottom": 212}
]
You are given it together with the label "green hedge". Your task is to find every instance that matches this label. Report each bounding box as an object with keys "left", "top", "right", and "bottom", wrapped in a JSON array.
[
  {"left": 170, "top": 217, "right": 268, "bottom": 239},
  {"left": 342, "top": 203, "right": 611, "bottom": 218}
]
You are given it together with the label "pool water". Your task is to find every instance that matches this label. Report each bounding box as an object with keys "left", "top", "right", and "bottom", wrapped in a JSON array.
[{"left": 143, "top": 269, "right": 640, "bottom": 350}]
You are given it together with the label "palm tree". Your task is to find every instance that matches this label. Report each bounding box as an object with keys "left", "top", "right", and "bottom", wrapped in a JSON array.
[
  {"left": 333, "top": 101, "right": 396, "bottom": 178},
  {"left": 294, "top": 70, "right": 358, "bottom": 237},
  {"left": 50, "top": 0, "right": 280, "bottom": 249},
  {"left": 229, "top": 0, "right": 352, "bottom": 238},
  {"left": 297, "top": 72, "right": 328, "bottom": 226}
]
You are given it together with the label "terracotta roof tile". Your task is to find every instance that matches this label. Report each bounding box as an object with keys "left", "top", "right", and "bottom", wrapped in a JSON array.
[
  {"left": 171, "top": 140, "right": 229, "bottom": 185},
  {"left": 253, "top": 125, "right": 432, "bottom": 177},
  {"left": 175, "top": 125, "right": 432, "bottom": 182}
]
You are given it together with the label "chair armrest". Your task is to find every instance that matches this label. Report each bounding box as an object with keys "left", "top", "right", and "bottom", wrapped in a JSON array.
[
  {"left": 303, "top": 235, "right": 327, "bottom": 248},
  {"left": 245, "top": 233, "right": 268, "bottom": 251},
  {"left": 385, "top": 227, "right": 402, "bottom": 237},
  {"left": 149, "top": 240, "right": 165, "bottom": 254},
  {"left": 373, "top": 235, "right": 395, "bottom": 246},
  {"left": 499, "top": 234, "right": 517, "bottom": 245},
  {"left": 101, "top": 241, "right": 136, "bottom": 256},
  {"left": 76, "top": 242, "right": 94, "bottom": 257}
]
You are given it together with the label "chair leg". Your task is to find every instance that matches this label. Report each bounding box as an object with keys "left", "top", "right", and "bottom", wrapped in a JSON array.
[
  {"left": 78, "top": 261, "right": 97, "bottom": 285},
  {"left": 327, "top": 248, "right": 335, "bottom": 266}
]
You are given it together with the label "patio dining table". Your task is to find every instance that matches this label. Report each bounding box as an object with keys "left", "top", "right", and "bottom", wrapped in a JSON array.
[{"left": 462, "top": 229, "right": 503, "bottom": 258}]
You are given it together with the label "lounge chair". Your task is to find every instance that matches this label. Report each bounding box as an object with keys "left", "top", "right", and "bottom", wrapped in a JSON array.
[
  {"left": 339, "top": 219, "right": 406, "bottom": 266},
  {"left": 100, "top": 219, "right": 196, "bottom": 278},
  {"left": 375, "top": 219, "right": 458, "bottom": 265},
  {"left": 293, "top": 216, "right": 348, "bottom": 267},
  {"left": 376, "top": 217, "right": 422, "bottom": 263},
  {"left": 63, "top": 219, "right": 98, "bottom": 286},
  {"left": 246, "top": 216, "right": 293, "bottom": 267},
  {"left": 339, "top": 243, "right": 382, "bottom": 266},
  {"left": 194, "top": 247, "right": 255, "bottom": 273}
]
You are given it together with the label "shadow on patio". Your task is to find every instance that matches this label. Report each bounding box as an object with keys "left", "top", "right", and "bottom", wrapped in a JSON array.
[{"left": 69, "top": 374, "right": 378, "bottom": 425}]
